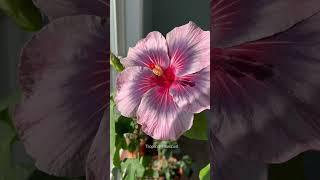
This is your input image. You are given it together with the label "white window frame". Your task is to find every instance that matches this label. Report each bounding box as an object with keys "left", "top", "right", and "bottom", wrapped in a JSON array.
[{"left": 110, "top": 0, "right": 145, "bottom": 57}]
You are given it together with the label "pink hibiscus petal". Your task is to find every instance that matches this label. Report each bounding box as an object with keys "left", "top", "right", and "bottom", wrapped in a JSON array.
[
  {"left": 170, "top": 66, "right": 210, "bottom": 113},
  {"left": 166, "top": 21, "right": 210, "bottom": 76},
  {"left": 121, "top": 32, "right": 170, "bottom": 69},
  {"left": 136, "top": 87, "right": 193, "bottom": 140},
  {"left": 115, "top": 67, "right": 156, "bottom": 117}
]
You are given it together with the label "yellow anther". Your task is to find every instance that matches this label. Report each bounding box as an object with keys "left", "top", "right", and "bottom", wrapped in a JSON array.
[{"left": 152, "top": 65, "right": 163, "bottom": 76}]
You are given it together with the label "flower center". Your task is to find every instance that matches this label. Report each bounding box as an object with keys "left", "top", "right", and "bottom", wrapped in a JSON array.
[
  {"left": 149, "top": 64, "right": 176, "bottom": 88},
  {"left": 152, "top": 65, "right": 163, "bottom": 76}
]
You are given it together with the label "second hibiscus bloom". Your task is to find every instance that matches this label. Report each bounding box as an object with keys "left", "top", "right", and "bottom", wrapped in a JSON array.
[{"left": 115, "top": 22, "right": 210, "bottom": 140}]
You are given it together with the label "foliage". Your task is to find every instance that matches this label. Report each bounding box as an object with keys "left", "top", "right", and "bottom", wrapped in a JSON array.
[
  {"left": 0, "top": 0, "right": 42, "bottom": 31},
  {"left": 110, "top": 53, "right": 124, "bottom": 72},
  {"left": 110, "top": 97, "right": 194, "bottom": 179},
  {"left": 184, "top": 112, "right": 208, "bottom": 140},
  {"left": 199, "top": 163, "right": 210, "bottom": 180},
  {"left": 0, "top": 91, "right": 21, "bottom": 112}
]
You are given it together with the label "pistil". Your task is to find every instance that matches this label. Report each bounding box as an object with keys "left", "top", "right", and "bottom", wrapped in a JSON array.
[{"left": 152, "top": 65, "right": 163, "bottom": 76}]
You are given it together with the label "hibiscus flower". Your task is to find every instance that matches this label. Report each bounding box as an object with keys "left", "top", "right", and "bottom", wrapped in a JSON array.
[
  {"left": 115, "top": 22, "right": 210, "bottom": 140},
  {"left": 211, "top": 0, "right": 320, "bottom": 179},
  {"left": 13, "top": 0, "right": 109, "bottom": 179}
]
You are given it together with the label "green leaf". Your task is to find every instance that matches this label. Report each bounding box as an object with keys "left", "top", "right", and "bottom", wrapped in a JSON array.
[
  {"left": 113, "top": 116, "right": 135, "bottom": 167},
  {"left": 110, "top": 97, "right": 122, "bottom": 167},
  {"left": 143, "top": 168, "right": 156, "bottom": 178},
  {"left": 115, "top": 116, "right": 135, "bottom": 136},
  {"left": 184, "top": 112, "right": 208, "bottom": 140},
  {"left": 0, "top": 91, "right": 22, "bottom": 112},
  {"left": 165, "top": 170, "right": 170, "bottom": 180},
  {"left": 110, "top": 96, "right": 136, "bottom": 167},
  {"left": 110, "top": 53, "right": 124, "bottom": 72},
  {"left": 0, "top": 108, "right": 13, "bottom": 129},
  {"left": 0, "top": 109, "right": 35, "bottom": 180},
  {"left": 113, "top": 135, "right": 124, "bottom": 168},
  {"left": 141, "top": 155, "right": 152, "bottom": 167},
  {"left": 121, "top": 159, "right": 145, "bottom": 180},
  {"left": 0, "top": 0, "right": 42, "bottom": 31},
  {"left": 199, "top": 163, "right": 210, "bottom": 180},
  {"left": 110, "top": 97, "right": 118, "bottom": 162}
]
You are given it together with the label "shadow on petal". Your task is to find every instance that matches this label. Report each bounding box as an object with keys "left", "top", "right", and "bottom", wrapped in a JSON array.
[
  {"left": 14, "top": 15, "right": 109, "bottom": 177},
  {"left": 86, "top": 112, "right": 109, "bottom": 180},
  {"left": 211, "top": 0, "right": 320, "bottom": 47},
  {"left": 210, "top": 131, "right": 268, "bottom": 180},
  {"left": 33, "top": 0, "right": 109, "bottom": 20},
  {"left": 211, "top": 12, "right": 320, "bottom": 164}
]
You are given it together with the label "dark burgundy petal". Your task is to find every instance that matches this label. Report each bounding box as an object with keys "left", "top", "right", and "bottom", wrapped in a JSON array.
[
  {"left": 86, "top": 113, "right": 108, "bottom": 180},
  {"left": 33, "top": 0, "right": 109, "bottom": 20},
  {"left": 211, "top": 12, "right": 320, "bottom": 163},
  {"left": 14, "top": 15, "right": 109, "bottom": 176},
  {"left": 210, "top": 132, "right": 268, "bottom": 180},
  {"left": 211, "top": 0, "right": 320, "bottom": 47}
]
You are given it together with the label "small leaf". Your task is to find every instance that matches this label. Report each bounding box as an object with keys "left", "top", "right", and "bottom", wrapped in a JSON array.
[
  {"left": 0, "top": 91, "right": 21, "bottom": 112},
  {"left": 110, "top": 97, "right": 122, "bottom": 167},
  {"left": 141, "top": 155, "right": 152, "bottom": 167},
  {"left": 110, "top": 53, "right": 124, "bottom": 72},
  {"left": 165, "top": 171, "right": 170, "bottom": 180},
  {"left": 110, "top": 96, "right": 136, "bottom": 167},
  {"left": 121, "top": 159, "right": 145, "bottom": 180},
  {"left": 113, "top": 140, "right": 122, "bottom": 168},
  {"left": 199, "top": 163, "right": 210, "bottom": 180},
  {"left": 143, "top": 168, "right": 155, "bottom": 177},
  {"left": 110, "top": 97, "right": 118, "bottom": 161},
  {"left": 0, "top": 0, "right": 43, "bottom": 31},
  {"left": 115, "top": 116, "right": 135, "bottom": 136},
  {"left": 184, "top": 111, "right": 208, "bottom": 140},
  {"left": 0, "top": 108, "right": 13, "bottom": 128}
]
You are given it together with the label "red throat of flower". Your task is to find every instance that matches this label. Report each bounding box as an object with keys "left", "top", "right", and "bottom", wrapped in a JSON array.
[{"left": 149, "top": 64, "right": 176, "bottom": 88}]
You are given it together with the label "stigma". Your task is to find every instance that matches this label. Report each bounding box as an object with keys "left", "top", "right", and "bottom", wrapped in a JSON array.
[{"left": 152, "top": 65, "right": 163, "bottom": 76}]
